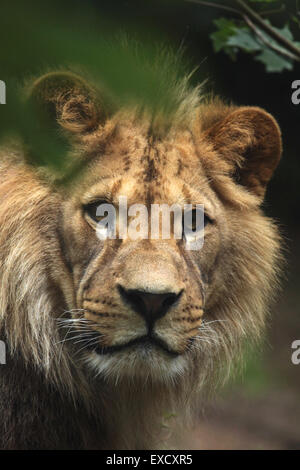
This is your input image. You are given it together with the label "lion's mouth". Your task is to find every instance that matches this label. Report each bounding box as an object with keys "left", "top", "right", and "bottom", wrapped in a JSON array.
[{"left": 85, "top": 333, "right": 180, "bottom": 357}]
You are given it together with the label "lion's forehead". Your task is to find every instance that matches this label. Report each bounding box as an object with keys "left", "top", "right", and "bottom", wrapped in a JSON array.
[{"left": 85, "top": 127, "right": 203, "bottom": 204}]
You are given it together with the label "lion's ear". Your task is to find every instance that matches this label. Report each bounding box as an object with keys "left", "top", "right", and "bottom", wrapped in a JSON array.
[
  {"left": 26, "top": 71, "right": 106, "bottom": 135},
  {"left": 204, "top": 107, "right": 282, "bottom": 200}
]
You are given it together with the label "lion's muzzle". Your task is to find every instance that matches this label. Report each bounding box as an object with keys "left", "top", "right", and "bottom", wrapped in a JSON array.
[{"left": 77, "top": 240, "right": 204, "bottom": 359}]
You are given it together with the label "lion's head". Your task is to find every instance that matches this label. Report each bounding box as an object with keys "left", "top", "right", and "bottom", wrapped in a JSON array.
[{"left": 0, "top": 71, "right": 282, "bottom": 438}]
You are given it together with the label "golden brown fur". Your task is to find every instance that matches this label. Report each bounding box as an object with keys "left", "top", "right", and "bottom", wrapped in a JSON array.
[{"left": 0, "top": 71, "right": 282, "bottom": 449}]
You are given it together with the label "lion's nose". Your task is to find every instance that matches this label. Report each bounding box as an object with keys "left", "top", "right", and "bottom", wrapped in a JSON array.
[{"left": 118, "top": 285, "right": 182, "bottom": 328}]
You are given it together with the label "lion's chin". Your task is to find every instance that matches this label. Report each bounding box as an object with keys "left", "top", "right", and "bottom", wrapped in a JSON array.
[{"left": 84, "top": 345, "right": 189, "bottom": 385}]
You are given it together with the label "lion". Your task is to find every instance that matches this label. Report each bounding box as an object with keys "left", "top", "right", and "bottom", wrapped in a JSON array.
[{"left": 0, "top": 70, "right": 282, "bottom": 449}]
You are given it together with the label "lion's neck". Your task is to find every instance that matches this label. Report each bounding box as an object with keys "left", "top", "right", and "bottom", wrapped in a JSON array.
[{"left": 0, "top": 350, "right": 179, "bottom": 449}]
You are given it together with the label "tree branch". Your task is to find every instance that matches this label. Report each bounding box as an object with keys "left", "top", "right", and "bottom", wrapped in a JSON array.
[
  {"left": 244, "top": 15, "right": 300, "bottom": 62},
  {"left": 260, "top": 6, "right": 285, "bottom": 17},
  {"left": 185, "top": 0, "right": 241, "bottom": 16},
  {"left": 234, "top": 0, "right": 300, "bottom": 60}
]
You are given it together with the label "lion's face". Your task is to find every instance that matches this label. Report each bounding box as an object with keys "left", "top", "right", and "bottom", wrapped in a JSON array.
[
  {"left": 57, "top": 105, "right": 281, "bottom": 383},
  {"left": 17, "top": 71, "right": 281, "bottom": 386},
  {"left": 60, "top": 126, "right": 224, "bottom": 381}
]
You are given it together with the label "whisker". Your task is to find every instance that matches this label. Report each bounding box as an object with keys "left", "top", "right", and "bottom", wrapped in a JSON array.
[
  {"left": 75, "top": 337, "right": 104, "bottom": 356},
  {"left": 55, "top": 332, "right": 97, "bottom": 345},
  {"left": 73, "top": 333, "right": 104, "bottom": 345},
  {"left": 201, "top": 319, "right": 228, "bottom": 326}
]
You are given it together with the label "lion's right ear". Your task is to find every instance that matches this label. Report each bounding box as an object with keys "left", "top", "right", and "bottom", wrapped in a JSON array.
[
  {"left": 26, "top": 71, "right": 106, "bottom": 136},
  {"left": 203, "top": 106, "right": 282, "bottom": 201}
]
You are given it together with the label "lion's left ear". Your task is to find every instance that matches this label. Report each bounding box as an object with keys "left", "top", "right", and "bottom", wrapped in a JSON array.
[
  {"left": 26, "top": 71, "right": 107, "bottom": 136},
  {"left": 204, "top": 107, "right": 282, "bottom": 200}
]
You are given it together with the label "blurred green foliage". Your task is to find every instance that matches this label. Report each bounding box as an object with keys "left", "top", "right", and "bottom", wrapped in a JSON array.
[
  {"left": 232, "top": 342, "right": 277, "bottom": 395},
  {"left": 2, "top": 0, "right": 300, "bottom": 175},
  {"left": 0, "top": 0, "right": 200, "bottom": 172}
]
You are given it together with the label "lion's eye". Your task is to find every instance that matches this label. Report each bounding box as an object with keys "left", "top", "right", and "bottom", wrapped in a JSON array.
[
  {"left": 184, "top": 208, "right": 210, "bottom": 233},
  {"left": 84, "top": 201, "right": 108, "bottom": 223},
  {"left": 84, "top": 200, "right": 116, "bottom": 240},
  {"left": 183, "top": 208, "right": 212, "bottom": 248}
]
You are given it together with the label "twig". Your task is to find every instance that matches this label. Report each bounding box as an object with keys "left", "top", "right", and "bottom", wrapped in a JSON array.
[
  {"left": 185, "top": 0, "right": 241, "bottom": 16},
  {"left": 234, "top": 0, "right": 300, "bottom": 59},
  {"left": 244, "top": 15, "right": 299, "bottom": 62},
  {"left": 260, "top": 6, "right": 285, "bottom": 17}
]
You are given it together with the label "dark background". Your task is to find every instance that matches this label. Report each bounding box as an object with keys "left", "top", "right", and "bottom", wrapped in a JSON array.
[{"left": 1, "top": 0, "right": 300, "bottom": 449}]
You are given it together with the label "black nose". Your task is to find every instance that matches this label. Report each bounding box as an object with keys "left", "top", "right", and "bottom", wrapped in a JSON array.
[{"left": 118, "top": 285, "right": 182, "bottom": 328}]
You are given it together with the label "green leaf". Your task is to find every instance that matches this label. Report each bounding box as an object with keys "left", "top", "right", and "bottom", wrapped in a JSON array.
[
  {"left": 272, "top": 22, "right": 293, "bottom": 41},
  {"left": 210, "top": 18, "right": 237, "bottom": 53},
  {"left": 211, "top": 19, "right": 262, "bottom": 61},
  {"left": 255, "top": 47, "right": 293, "bottom": 72},
  {"left": 253, "top": 21, "right": 300, "bottom": 72},
  {"left": 227, "top": 28, "right": 262, "bottom": 53},
  {"left": 260, "top": 21, "right": 300, "bottom": 48}
]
